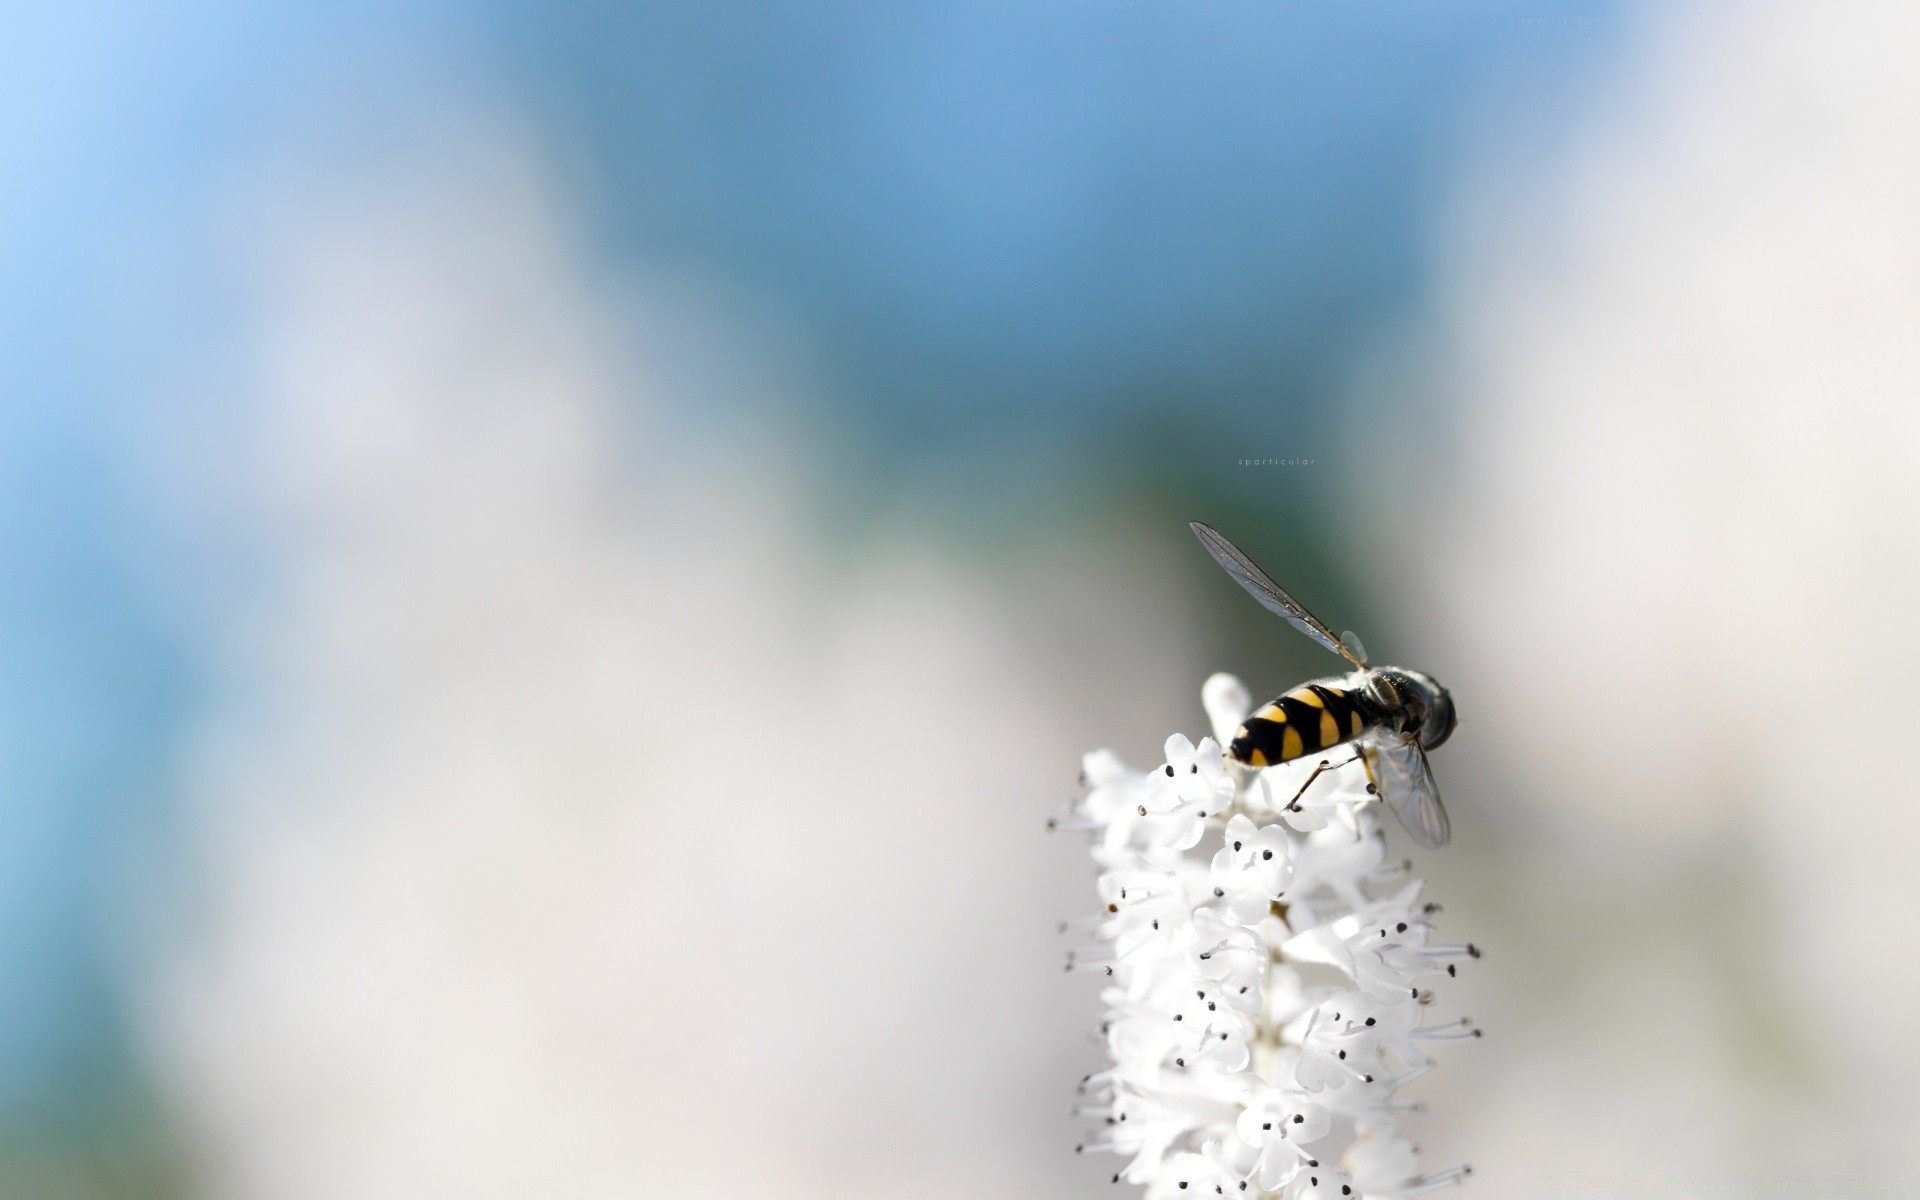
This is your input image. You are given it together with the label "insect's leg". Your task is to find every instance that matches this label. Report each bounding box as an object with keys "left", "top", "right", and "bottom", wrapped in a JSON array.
[
  {"left": 1355, "top": 745, "right": 1380, "bottom": 800},
  {"left": 1284, "top": 762, "right": 1332, "bottom": 812},
  {"left": 1285, "top": 749, "right": 1369, "bottom": 812},
  {"left": 1330, "top": 745, "right": 1384, "bottom": 838}
]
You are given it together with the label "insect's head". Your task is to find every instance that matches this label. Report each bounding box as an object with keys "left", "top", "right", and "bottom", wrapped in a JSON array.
[{"left": 1364, "top": 668, "right": 1457, "bottom": 749}]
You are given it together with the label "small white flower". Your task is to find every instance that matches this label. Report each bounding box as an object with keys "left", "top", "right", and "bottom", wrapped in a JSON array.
[
  {"left": 1081, "top": 748, "right": 1157, "bottom": 855},
  {"left": 1211, "top": 815, "right": 1293, "bottom": 925},
  {"left": 1286, "top": 816, "right": 1392, "bottom": 912},
  {"left": 1344, "top": 1134, "right": 1419, "bottom": 1194},
  {"left": 1201, "top": 672, "right": 1253, "bottom": 746},
  {"left": 1290, "top": 1005, "right": 1387, "bottom": 1094},
  {"left": 1344, "top": 1133, "right": 1473, "bottom": 1198},
  {"left": 1186, "top": 906, "right": 1268, "bottom": 996},
  {"left": 1061, "top": 676, "right": 1476, "bottom": 1197},
  {"left": 1235, "top": 1085, "right": 1331, "bottom": 1190},
  {"left": 1153, "top": 1151, "right": 1237, "bottom": 1200},
  {"left": 1140, "top": 734, "right": 1236, "bottom": 852},
  {"left": 1285, "top": 1167, "right": 1358, "bottom": 1200}
]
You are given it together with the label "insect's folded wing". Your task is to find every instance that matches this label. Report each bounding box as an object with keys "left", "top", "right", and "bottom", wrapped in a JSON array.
[{"left": 1363, "top": 736, "right": 1451, "bottom": 850}]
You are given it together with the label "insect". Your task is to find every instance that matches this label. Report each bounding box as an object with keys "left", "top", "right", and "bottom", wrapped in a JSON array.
[{"left": 1189, "top": 521, "right": 1456, "bottom": 849}]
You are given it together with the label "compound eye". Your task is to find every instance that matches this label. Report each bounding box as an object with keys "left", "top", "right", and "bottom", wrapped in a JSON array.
[
  {"left": 1423, "top": 689, "right": 1457, "bottom": 749},
  {"left": 1366, "top": 672, "right": 1402, "bottom": 711}
]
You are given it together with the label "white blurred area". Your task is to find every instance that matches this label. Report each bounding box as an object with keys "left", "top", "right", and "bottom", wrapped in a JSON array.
[
  {"left": 120, "top": 2, "right": 1920, "bottom": 1196},
  {"left": 129, "top": 118, "right": 1200, "bottom": 1198},
  {"left": 1394, "top": 0, "right": 1920, "bottom": 1189}
]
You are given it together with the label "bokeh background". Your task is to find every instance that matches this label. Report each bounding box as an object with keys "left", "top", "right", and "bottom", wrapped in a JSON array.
[{"left": 4, "top": 1, "right": 1917, "bottom": 1196}]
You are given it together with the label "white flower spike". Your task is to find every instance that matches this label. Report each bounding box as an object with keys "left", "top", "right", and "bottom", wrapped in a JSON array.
[{"left": 1061, "top": 674, "right": 1476, "bottom": 1198}]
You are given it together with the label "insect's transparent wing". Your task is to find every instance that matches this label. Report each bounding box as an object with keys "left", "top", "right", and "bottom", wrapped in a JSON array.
[
  {"left": 1339, "top": 630, "right": 1369, "bottom": 666},
  {"left": 1189, "top": 522, "right": 1365, "bottom": 667},
  {"left": 1363, "top": 736, "right": 1451, "bottom": 850}
]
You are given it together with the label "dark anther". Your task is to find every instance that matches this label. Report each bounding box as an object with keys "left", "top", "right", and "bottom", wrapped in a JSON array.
[
  {"left": 1337, "top": 1050, "right": 1346, "bottom": 1060},
  {"left": 1362, "top": 1074, "right": 1373, "bottom": 1083},
  {"left": 1178, "top": 1185, "right": 1188, "bottom": 1191},
  {"left": 1233, "top": 841, "right": 1243, "bottom": 851},
  {"left": 1447, "top": 964, "right": 1457, "bottom": 977},
  {"left": 1262, "top": 1123, "right": 1272, "bottom": 1131},
  {"left": 1214, "top": 888, "right": 1225, "bottom": 897},
  {"left": 1262, "top": 850, "right": 1273, "bottom": 860},
  {"left": 1173, "top": 1014, "right": 1183, "bottom": 1021},
  {"left": 1293, "top": 1114, "right": 1304, "bottom": 1124},
  {"left": 1365, "top": 1017, "right": 1376, "bottom": 1027},
  {"left": 1136, "top": 805, "right": 1147, "bottom": 816},
  {"left": 1468, "top": 944, "right": 1482, "bottom": 958},
  {"left": 1207, "top": 1002, "right": 1215, "bottom": 1011},
  {"left": 1366, "top": 784, "right": 1377, "bottom": 794},
  {"left": 1343, "top": 1188, "right": 1352, "bottom": 1196},
  {"left": 1190, "top": 764, "right": 1198, "bottom": 774},
  {"left": 1165, "top": 765, "right": 1175, "bottom": 777},
  {"left": 1396, "top": 922, "right": 1407, "bottom": 933},
  {"left": 1310, "top": 1179, "right": 1318, "bottom": 1188},
  {"left": 1152, "top": 920, "right": 1159, "bottom": 930},
  {"left": 1175, "top": 1057, "right": 1185, "bottom": 1067},
  {"left": 1473, "top": 1029, "right": 1484, "bottom": 1037}
]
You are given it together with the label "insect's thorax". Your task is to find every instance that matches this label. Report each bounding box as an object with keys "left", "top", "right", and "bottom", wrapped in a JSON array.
[{"left": 1229, "top": 671, "right": 1386, "bottom": 767}]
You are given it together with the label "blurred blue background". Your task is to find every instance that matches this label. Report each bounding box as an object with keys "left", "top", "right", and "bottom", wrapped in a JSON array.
[{"left": 12, "top": 1, "right": 1919, "bottom": 1196}]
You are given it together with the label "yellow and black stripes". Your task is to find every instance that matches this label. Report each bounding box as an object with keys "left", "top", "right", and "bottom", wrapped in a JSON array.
[{"left": 1230, "top": 681, "right": 1373, "bottom": 767}]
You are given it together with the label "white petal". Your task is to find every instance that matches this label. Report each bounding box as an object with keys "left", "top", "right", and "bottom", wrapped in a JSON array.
[
  {"left": 1161, "top": 732, "right": 1197, "bottom": 766},
  {"left": 1082, "top": 747, "right": 1133, "bottom": 786},
  {"left": 1202, "top": 672, "right": 1252, "bottom": 744}
]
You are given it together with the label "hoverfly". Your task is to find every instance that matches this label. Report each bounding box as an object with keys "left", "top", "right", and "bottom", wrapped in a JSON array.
[{"left": 1190, "top": 521, "right": 1455, "bottom": 849}]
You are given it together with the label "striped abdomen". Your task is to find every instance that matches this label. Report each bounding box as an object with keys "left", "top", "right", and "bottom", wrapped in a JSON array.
[{"left": 1230, "top": 680, "right": 1376, "bottom": 767}]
